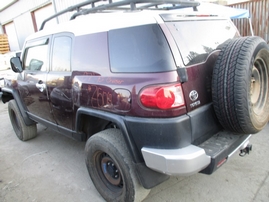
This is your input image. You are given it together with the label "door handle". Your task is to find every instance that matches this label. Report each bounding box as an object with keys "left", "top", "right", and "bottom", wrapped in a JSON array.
[{"left": 36, "top": 80, "right": 46, "bottom": 92}]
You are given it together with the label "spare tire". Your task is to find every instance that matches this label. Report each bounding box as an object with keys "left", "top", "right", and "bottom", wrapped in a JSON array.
[{"left": 212, "top": 36, "right": 269, "bottom": 134}]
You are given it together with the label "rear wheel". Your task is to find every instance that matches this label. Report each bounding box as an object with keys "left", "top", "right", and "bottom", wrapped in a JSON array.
[
  {"left": 8, "top": 100, "right": 37, "bottom": 141},
  {"left": 85, "top": 128, "right": 150, "bottom": 202},
  {"left": 212, "top": 36, "right": 269, "bottom": 134}
]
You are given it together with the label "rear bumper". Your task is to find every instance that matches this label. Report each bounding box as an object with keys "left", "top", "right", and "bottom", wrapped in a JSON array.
[
  {"left": 142, "top": 132, "right": 251, "bottom": 175},
  {"left": 142, "top": 145, "right": 210, "bottom": 175}
]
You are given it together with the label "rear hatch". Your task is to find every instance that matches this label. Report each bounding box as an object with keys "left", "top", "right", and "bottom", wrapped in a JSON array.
[
  {"left": 161, "top": 14, "right": 240, "bottom": 112},
  {"left": 159, "top": 15, "right": 254, "bottom": 172},
  {"left": 160, "top": 14, "right": 240, "bottom": 144}
]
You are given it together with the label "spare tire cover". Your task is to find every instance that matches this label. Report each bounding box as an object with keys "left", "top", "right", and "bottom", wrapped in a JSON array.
[{"left": 212, "top": 36, "right": 269, "bottom": 134}]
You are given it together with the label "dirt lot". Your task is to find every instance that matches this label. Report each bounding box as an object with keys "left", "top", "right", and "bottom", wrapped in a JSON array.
[{"left": 0, "top": 100, "right": 269, "bottom": 202}]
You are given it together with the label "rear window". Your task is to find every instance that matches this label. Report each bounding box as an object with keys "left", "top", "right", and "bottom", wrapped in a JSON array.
[
  {"left": 108, "top": 24, "right": 176, "bottom": 73},
  {"left": 165, "top": 19, "right": 240, "bottom": 66}
]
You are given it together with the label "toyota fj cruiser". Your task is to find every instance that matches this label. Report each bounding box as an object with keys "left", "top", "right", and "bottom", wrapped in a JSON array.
[{"left": 1, "top": 0, "right": 269, "bottom": 201}]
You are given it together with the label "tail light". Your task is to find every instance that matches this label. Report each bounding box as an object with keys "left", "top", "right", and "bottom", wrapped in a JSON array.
[{"left": 140, "top": 84, "right": 185, "bottom": 110}]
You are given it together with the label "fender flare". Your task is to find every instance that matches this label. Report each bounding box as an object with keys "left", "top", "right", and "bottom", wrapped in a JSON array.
[
  {"left": 1, "top": 87, "right": 36, "bottom": 126},
  {"left": 76, "top": 107, "right": 142, "bottom": 163}
]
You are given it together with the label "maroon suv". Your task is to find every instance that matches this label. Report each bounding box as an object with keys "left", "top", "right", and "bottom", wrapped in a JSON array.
[{"left": 2, "top": 1, "right": 269, "bottom": 201}]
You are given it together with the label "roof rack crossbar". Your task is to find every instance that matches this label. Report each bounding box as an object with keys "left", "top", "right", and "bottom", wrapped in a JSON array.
[
  {"left": 39, "top": 0, "right": 200, "bottom": 30},
  {"left": 70, "top": 0, "right": 140, "bottom": 20},
  {"left": 39, "top": 0, "right": 102, "bottom": 30}
]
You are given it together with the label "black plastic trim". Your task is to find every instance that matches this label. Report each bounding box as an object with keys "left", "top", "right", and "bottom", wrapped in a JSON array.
[
  {"left": 76, "top": 107, "right": 142, "bottom": 163},
  {"left": 177, "top": 68, "right": 188, "bottom": 82},
  {"left": 28, "top": 112, "right": 86, "bottom": 141},
  {"left": 135, "top": 162, "right": 170, "bottom": 189},
  {"left": 187, "top": 104, "right": 222, "bottom": 145},
  {"left": 200, "top": 134, "right": 250, "bottom": 174},
  {"left": 124, "top": 114, "right": 192, "bottom": 151},
  {"left": 28, "top": 112, "right": 58, "bottom": 131},
  {"left": 1, "top": 87, "right": 36, "bottom": 126}
]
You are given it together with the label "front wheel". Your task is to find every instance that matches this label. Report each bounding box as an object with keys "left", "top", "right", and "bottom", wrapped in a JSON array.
[
  {"left": 85, "top": 128, "right": 150, "bottom": 202},
  {"left": 8, "top": 100, "right": 37, "bottom": 141}
]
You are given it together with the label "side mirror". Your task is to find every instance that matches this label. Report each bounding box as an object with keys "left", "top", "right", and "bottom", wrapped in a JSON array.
[
  {"left": 10, "top": 57, "right": 23, "bottom": 73},
  {"left": 15, "top": 51, "right": 21, "bottom": 58}
]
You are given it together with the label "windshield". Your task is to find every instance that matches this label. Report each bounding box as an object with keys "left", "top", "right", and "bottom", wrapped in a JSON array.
[{"left": 165, "top": 19, "right": 240, "bottom": 66}]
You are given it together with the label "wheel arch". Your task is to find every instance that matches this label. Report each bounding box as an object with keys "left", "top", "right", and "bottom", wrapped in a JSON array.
[
  {"left": 76, "top": 107, "right": 141, "bottom": 163},
  {"left": 76, "top": 107, "right": 170, "bottom": 189},
  {"left": 1, "top": 87, "right": 35, "bottom": 126}
]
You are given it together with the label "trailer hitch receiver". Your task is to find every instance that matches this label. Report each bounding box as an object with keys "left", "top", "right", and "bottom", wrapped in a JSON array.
[{"left": 239, "top": 144, "right": 252, "bottom": 157}]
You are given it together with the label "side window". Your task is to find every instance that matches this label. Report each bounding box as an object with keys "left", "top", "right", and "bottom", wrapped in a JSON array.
[
  {"left": 51, "top": 36, "right": 72, "bottom": 71},
  {"left": 108, "top": 24, "right": 175, "bottom": 73},
  {"left": 24, "top": 44, "right": 48, "bottom": 71}
]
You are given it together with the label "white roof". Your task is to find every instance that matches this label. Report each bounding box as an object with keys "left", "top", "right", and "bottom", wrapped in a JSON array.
[
  {"left": 26, "top": 9, "right": 231, "bottom": 41},
  {"left": 179, "top": 2, "right": 250, "bottom": 19}
]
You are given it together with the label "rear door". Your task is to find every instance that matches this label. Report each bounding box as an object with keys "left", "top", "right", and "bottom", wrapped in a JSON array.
[{"left": 46, "top": 33, "right": 74, "bottom": 131}]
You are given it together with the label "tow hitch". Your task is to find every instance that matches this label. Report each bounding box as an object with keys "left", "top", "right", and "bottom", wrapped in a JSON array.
[{"left": 239, "top": 144, "right": 252, "bottom": 157}]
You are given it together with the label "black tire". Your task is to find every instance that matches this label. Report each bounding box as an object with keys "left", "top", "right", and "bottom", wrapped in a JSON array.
[
  {"left": 212, "top": 36, "right": 269, "bottom": 134},
  {"left": 85, "top": 128, "right": 150, "bottom": 202},
  {"left": 8, "top": 100, "right": 37, "bottom": 141}
]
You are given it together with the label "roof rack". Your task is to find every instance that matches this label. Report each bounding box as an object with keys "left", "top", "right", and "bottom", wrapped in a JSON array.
[{"left": 39, "top": 0, "right": 200, "bottom": 30}]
